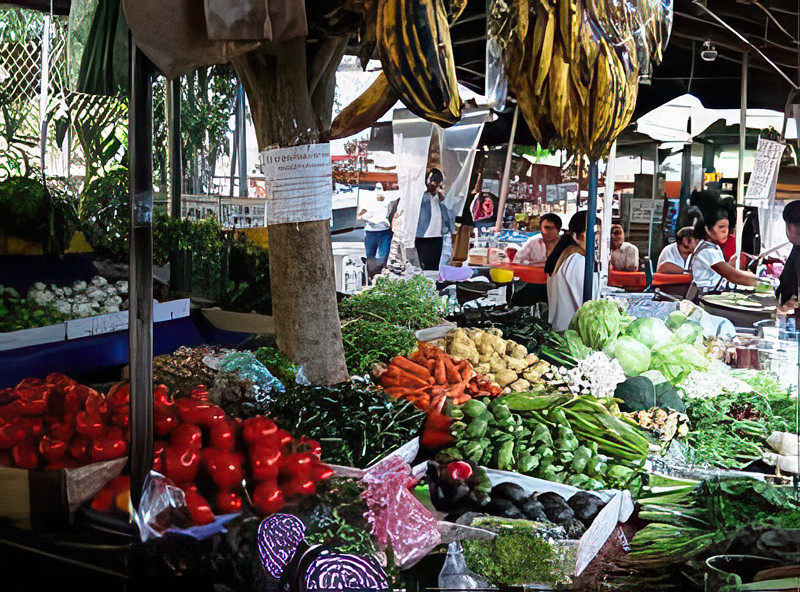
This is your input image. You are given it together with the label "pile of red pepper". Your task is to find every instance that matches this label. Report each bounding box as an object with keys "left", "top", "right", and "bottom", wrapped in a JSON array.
[
  {"left": 149, "top": 384, "right": 332, "bottom": 524},
  {"left": 0, "top": 373, "right": 130, "bottom": 470},
  {"left": 0, "top": 374, "right": 332, "bottom": 526}
]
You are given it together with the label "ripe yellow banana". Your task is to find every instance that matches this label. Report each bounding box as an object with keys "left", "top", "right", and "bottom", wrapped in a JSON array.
[{"left": 330, "top": 74, "right": 398, "bottom": 140}]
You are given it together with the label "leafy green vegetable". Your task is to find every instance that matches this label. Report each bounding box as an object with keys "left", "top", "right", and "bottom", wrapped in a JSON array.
[
  {"left": 685, "top": 390, "right": 789, "bottom": 468},
  {"left": 672, "top": 321, "right": 702, "bottom": 345},
  {"left": 607, "top": 335, "right": 651, "bottom": 377},
  {"left": 0, "top": 286, "right": 69, "bottom": 332},
  {"left": 340, "top": 319, "right": 416, "bottom": 376},
  {"left": 339, "top": 276, "right": 445, "bottom": 330},
  {"left": 563, "top": 329, "right": 590, "bottom": 360},
  {"left": 665, "top": 311, "right": 687, "bottom": 331},
  {"left": 625, "top": 317, "right": 673, "bottom": 350},
  {"left": 650, "top": 342, "right": 708, "bottom": 385},
  {"left": 462, "top": 517, "right": 575, "bottom": 587},
  {"left": 570, "top": 299, "right": 625, "bottom": 350},
  {"left": 614, "top": 376, "right": 685, "bottom": 413}
]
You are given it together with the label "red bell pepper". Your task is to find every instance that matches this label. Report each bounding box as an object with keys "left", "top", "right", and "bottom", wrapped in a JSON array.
[
  {"left": 215, "top": 491, "right": 242, "bottom": 514},
  {"left": 91, "top": 427, "right": 128, "bottom": 462},
  {"left": 183, "top": 486, "right": 215, "bottom": 525},
  {"left": 190, "top": 386, "right": 209, "bottom": 401},
  {"left": 75, "top": 411, "right": 106, "bottom": 439},
  {"left": 154, "top": 384, "right": 173, "bottom": 407},
  {"left": 38, "top": 435, "right": 67, "bottom": 462},
  {"left": 170, "top": 423, "right": 203, "bottom": 450},
  {"left": 251, "top": 480, "right": 285, "bottom": 515},
  {"left": 69, "top": 436, "right": 90, "bottom": 463},
  {"left": 154, "top": 405, "right": 179, "bottom": 437},
  {"left": 91, "top": 484, "right": 115, "bottom": 512},
  {"left": 12, "top": 444, "right": 38, "bottom": 469},
  {"left": 164, "top": 445, "right": 201, "bottom": 485},
  {"left": 176, "top": 398, "right": 212, "bottom": 426},
  {"left": 297, "top": 436, "right": 322, "bottom": 458},
  {"left": 209, "top": 420, "right": 236, "bottom": 451},
  {"left": 111, "top": 405, "right": 130, "bottom": 429},
  {"left": 203, "top": 448, "right": 244, "bottom": 491},
  {"left": 249, "top": 445, "right": 282, "bottom": 481},
  {"left": 106, "top": 383, "right": 130, "bottom": 409},
  {"left": 84, "top": 391, "right": 108, "bottom": 418},
  {"left": 242, "top": 416, "right": 278, "bottom": 446},
  {"left": 46, "top": 416, "right": 75, "bottom": 442},
  {"left": 153, "top": 441, "right": 166, "bottom": 472}
]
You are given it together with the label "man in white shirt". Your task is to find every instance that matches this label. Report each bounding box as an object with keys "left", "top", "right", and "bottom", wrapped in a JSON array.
[
  {"left": 609, "top": 224, "right": 639, "bottom": 271},
  {"left": 515, "top": 213, "right": 562, "bottom": 266},
  {"left": 657, "top": 227, "right": 698, "bottom": 274}
]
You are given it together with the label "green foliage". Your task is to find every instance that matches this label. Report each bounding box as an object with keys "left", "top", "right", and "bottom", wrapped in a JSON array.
[
  {"left": 685, "top": 390, "right": 789, "bottom": 468},
  {"left": 220, "top": 235, "right": 271, "bottom": 314},
  {"left": 341, "top": 319, "right": 416, "bottom": 376},
  {"left": 253, "top": 347, "right": 297, "bottom": 385},
  {"left": 463, "top": 517, "right": 575, "bottom": 586},
  {"left": 339, "top": 276, "right": 446, "bottom": 330},
  {"left": 153, "top": 212, "right": 223, "bottom": 265},
  {"left": 0, "top": 176, "right": 76, "bottom": 253},
  {"left": 79, "top": 166, "right": 129, "bottom": 261},
  {"left": 0, "top": 286, "right": 68, "bottom": 332}
]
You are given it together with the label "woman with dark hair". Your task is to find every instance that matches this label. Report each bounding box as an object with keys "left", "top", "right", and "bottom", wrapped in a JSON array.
[
  {"left": 545, "top": 210, "right": 595, "bottom": 330},
  {"left": 686, "top": 198, "right": 758, "bottom": 291}
]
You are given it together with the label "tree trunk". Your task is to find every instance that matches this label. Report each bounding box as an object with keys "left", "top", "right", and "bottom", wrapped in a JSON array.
[{"left": 233, "top": 36, "right": 349, "bottom": 385}]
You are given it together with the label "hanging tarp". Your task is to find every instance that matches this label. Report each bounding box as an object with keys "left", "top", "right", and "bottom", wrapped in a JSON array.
[
  {"left": 121, "top": 0, "right": 260, "bottom": 79},
  {"left": 203, "top": 0, "right": 307, "bottom": 42}
]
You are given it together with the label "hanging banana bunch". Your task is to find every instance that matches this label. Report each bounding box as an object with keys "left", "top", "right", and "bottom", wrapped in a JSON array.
[
  {"left": 331, "top": 0, "right": 466, "bottom": 139},
  {"left": 501, "top": 0, "right": 672, "bottom": 161}
]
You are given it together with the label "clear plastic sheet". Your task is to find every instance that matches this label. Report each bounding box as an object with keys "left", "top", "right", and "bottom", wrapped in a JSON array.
[
  {"left": 438, "top": 542, "right": 491, "bottom": 590},
  {"left": 361, "top": 456, "right": 441, "bottom": 569},
  {"left": 209, "top": 351, "right": 285, "bottom": 417},
  {"left": 484, "top": 0, "right": 508, "bottom": 110},
  {"left": 132, "top": 470, "right": 189, "bottom": 542}
]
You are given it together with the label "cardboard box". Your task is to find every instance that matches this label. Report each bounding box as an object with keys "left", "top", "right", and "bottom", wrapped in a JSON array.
[{"left": 0, "top": 457, "right": 127, "bottom": 530}]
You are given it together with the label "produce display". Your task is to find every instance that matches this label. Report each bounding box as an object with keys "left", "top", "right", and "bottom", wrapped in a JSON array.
[
  {"left": 267, "top": 378, "right": 426, "bottom": 469},
  {"left": 338, "top": 276, "right": 446, "bottom": 331},
  {"left": 341, "top": 318, "right": 416, "bottom": 376},
  {"left": 446, "top": 393, "right": 650, "bottom": 490},
  {"left": 153, "top": 345, "right": 232, "bottom": 399},
  {"left": 622, "top": 408, "right": 689, "bottom": 443},
  {"left": 376, "top": 342, "right": 501, "bottom": 411},
  {"left": 443, "top": 328, "right": 555, "bottom": 393},
  {"left": 0, "top": 276, "right": 128, "bottom": 332},
  {"left": 0, "top": 373, "right": 129, "bottom": 470}
]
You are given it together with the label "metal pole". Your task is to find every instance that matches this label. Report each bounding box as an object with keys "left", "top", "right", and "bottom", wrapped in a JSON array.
[
  {"left": 600, "top": 142, "right": 617, "bottom": 291},
  {"left": 237, "top": 86, "right": 248, "bottom": 198},
  {"left": 736, "top": 52, "right": 748, "bottom": 268},
  {"left": 167, "top": 77, "right": 182, "bottom": 218},
  {"left": 494, "top": 104, "right": 519, "bottom": 232},
  {"left": 647, "top": 144, "right": 659, "bottom": 258},
  {"left": 129, "top": 44, "right": 154, "bottom": 511},
  {"left": 584, "top": 162, "right": 599, "bottom": 302}
]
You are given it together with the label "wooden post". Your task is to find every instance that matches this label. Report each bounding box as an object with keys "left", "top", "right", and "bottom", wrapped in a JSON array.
[
  {"left": 167, "top": 77, "right": 182, "bottom": 218},
  {"left": 129, "top": 45, "right": 154, "bottom": 510}
]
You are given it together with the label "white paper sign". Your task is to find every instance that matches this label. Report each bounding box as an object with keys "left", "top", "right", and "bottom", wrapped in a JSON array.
[
  {"left": 260, "top": 144, "right": 333, "bottom": 224},
  {"left": 574, "top": 490, "right": 635, "bottom": 576},
  {"left": 745, "top": 137, "right": 785, "bottom": 203}
]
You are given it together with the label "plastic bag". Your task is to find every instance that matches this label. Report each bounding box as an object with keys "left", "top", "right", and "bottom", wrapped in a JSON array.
[
  {"left": 362, "top": 456, "right": 441, "bottom": 569},
  {"left": 209, "top": 351, "right": 284, "bottom": 418},
  {"left": 132, "top": 470, "right": 190, "bottom": 542},
  {"left": 438, "top": 542, "right": 491, "bottom": 590}
]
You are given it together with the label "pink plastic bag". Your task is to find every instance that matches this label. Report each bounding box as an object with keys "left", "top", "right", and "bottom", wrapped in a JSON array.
[{"left": 362, "top": 456, "right": 441, "bottom": 569}]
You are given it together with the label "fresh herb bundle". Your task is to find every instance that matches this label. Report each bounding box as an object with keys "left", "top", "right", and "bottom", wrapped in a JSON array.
[
  {"left": 300, "top": 478, "right": 375, "bottom": 556},
  {"left": 267, "top": 377, "right": 426, "bottom": 468},
  {"left": 685, "top": 391, "right": 789, "bottom": 468},
  {"left": 341, "top": 319, "right": 417, "bottom": 376},
  {"left": 338, "top": 276, "right": 446, "bottom": 330},
  {"left": 0, "top": 287, "right": 68, "bottom": 332}
]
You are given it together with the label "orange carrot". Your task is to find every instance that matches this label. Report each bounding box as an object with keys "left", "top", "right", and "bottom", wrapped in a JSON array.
[
  {"left": 391, "top": 356, "right": 431, "bottom": 380},
  {"left": 384, "top": 386, "right": 428, "bottom": 399},
  {"left": 443, "top": 356, "right": 461, "bottom": 384},
  {"left": 435, "top": 359, "right": 447, "bottom": 385}
]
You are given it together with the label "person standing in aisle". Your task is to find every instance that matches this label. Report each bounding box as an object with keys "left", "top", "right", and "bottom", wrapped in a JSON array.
[
  {"left": 656, "top": 227, "right": 698, "bottom": 273},
  {"left": 515, "top": 213, "right": 563, "bottom": 266},
  {"left": 609, "top": 224, "right": 640, "bottom": 271},
  {"left": 776, "top": 200, "right": 800, "bottom": 312},
  {"left": 415, "top": 168, "right": 456, "bottom": 270},
  {"left": 545, "top": 210, "right": 596, "bottom": 331},
  {"left": 357, "top": 183, "right": 396, "bottom": 277}
]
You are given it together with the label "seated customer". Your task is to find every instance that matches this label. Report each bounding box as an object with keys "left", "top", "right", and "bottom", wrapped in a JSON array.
[
  {"left": 657, "top": 227, "right": 698, "bottom": 274},
  {"left": 609, "top": 224, "right": 639, "bottom": 271},
  {"left": 515, "top": 213, "right": 563, "bottom": 266}
]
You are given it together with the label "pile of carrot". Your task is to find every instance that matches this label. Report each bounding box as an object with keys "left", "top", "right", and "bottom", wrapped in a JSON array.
[{"left": 378, "top": 342, "right": 500, "bottom": 412}]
